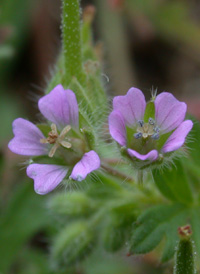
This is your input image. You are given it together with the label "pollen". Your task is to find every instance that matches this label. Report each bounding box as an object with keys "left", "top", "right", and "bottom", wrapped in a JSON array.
[{"left": 40, "top": 123, "right": 72, "bottom": 157}]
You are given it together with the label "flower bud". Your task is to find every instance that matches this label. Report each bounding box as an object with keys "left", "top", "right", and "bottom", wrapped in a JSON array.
[
  {"left": 174, "top": 225, "right": 196, "bottom": 274},
  {"left": 52, "top": 221, "right": 95, "bottom": 268}
]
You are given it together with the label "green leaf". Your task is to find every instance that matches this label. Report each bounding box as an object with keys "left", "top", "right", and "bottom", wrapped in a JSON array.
[
  {"left": 0, "top": 183, "right": 49, "bottom": 273},
  {"left": 152, "top": 159, "right": 193, "bottom": 205},
  {"left": 129, "top": 204, "right": 189, "bottom": 260}
]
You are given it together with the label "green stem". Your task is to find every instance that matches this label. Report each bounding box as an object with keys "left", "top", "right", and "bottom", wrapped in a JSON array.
[
  {"left": 137, "top": 170, "right": 144, "bottom": 187},
  {"left": 101, "top": 163, "right": 134, "bottom": 183},
  {"left": 62, "top": 0, "right": 84, "bottom": 84},
  {"left": 174, "top": 225, "right": 196, "bottom": 274},
  {"left": 174, "top": 240, "right": 196, "bottom": 274}
]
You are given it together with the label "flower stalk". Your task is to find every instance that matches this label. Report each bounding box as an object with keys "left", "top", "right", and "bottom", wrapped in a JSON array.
[{"left": 62, "top": 0, "right": 84, "bottom": 84}]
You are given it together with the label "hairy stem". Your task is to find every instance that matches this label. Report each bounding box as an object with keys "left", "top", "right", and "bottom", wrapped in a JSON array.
[
  {"left": 62, "top": 0, "right": 84, "bottom": 84},
  {"left": 101, "top": 163, "right": 134, "bottom": 183}
]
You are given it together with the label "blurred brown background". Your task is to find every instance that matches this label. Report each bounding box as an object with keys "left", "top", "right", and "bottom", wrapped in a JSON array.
[{"left": 1, "top": 0, "right": 200, "bottom": 124}]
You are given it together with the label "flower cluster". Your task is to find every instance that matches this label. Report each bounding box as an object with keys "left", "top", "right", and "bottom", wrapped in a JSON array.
[
  {"left": 109, "top": 88, "right": 193, "bottom": 168},
  {"left": 9, "top": 85, "right": 193, "bottom": 194},
  {"left": 8, "top": 85, "right": 100, "bottom": 195}
]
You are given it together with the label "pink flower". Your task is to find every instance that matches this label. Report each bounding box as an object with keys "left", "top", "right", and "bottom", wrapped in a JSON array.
[
  {"left": 109, "top": 88, "right": 193, "bottom": 167},
  {"left": 8, "top": 85, "right": 100, "bottom": 195}
]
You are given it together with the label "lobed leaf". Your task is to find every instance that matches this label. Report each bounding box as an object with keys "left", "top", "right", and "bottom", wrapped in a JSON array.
[{"left": 129, "top": 203, "right": 189, "bottom": 260}]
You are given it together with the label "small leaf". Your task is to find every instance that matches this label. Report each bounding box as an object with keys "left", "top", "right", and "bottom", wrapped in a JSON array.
[
  {"left": 81, "top": 127, "right": 96, "bottom": 150},
  {"left": 143, "top": 102, "right": 155, "bottom": 123},
  {"left": 37, "top": 124, "right": 51, "bottom": 137},
  {"left": 161, "top": 226, "right": 178, "bottom": 262},
  {"left": 152, "top": 159, "right": 193, "bottom": 205}
]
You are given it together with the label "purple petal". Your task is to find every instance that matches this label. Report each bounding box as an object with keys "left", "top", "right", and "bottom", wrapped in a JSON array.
[
  {"left": 38, "top": 84, "right": 79, "bottom": 128},
  {"left": 162, "top": 120, "right": 193, "bottom": 153},
  {"left": 127, "top": 149, "right": 158, "bottom": 161},
  {"left": 155, "top": 92, "right": 187, "bottom": 133},
  {"left": 27, "top": 164, "right": 68, "bottom": 195},
  {"left": 109, "top": 110, "right": 126, "bottom": 146},
  {"left": 8, "top": 118, "right": 48, "bottom": 156},
  {"left": 70, "top": 151, "right": 100, "bottom": 181},
  {"left": 113, "top": 87, "right": 146, "bottom": 127}
]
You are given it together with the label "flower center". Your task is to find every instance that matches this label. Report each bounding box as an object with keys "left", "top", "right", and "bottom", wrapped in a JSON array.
[
  {"left": 40, "top": 123, "right": 72, "bottom": 157},
  {"left": 134, "top": 118, "right": 160, "bottom": 140}
]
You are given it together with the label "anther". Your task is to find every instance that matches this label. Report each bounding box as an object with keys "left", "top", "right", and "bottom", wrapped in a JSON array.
[
  {"left": 134, "top": 132, "right": 142, "bottom": 139},
  {"left": 154, "top": 126, "right": 160, "bottom": 133},
  {"left": 151, "top": 133, "right": 160, "bottom": 140},
  {"left": 60, "top": 140, "right": 72, "bottom": 149},
  {"left": 148, "top": 118, "right": 155, "bottom": 125},
  {"left": 137, "top": 120, "right": 144, "bottom": 127}
]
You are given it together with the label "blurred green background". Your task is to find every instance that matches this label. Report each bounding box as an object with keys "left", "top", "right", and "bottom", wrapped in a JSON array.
[{"left": 1, "top": 0, "right": 200, "bottom": 273}]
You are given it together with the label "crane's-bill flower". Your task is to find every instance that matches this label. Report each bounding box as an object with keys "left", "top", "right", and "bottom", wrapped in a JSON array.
[
  {"left": 8, "top": 84, "right": 100, "bottom": 194},
  {"left": 109, "top": 88, "right": 193, "bottom": 168}
]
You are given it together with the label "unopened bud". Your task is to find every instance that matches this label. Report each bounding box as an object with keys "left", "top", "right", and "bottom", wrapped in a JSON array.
[
  {"left": 174, "top": 225, "right": 196, "bottom": 274},
  {"left": 178, "top": 224, "right": 192, "bottom": 240},
  {"left": 52, "top": 221, "right": 94, "bottom": 268}
]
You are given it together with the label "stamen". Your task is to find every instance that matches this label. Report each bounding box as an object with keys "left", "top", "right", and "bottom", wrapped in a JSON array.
[
  {"left": 48, "top": 144, "right": 59, "bottom": 158},
  {"left": 60, "top": 125, "right": 71, "bottom": 138},
  {"left": 137, "top": 120, "right": 144, "bottom": 127},
  {"left": 134, "top": 132, "right": 142, "bottom": 139},
  {"left": 148, "top": 118, "right": 155, "bottom": 125},
  {"left": 60, "top": 140, "right": 72, "bottom": 149},
  {"left": 40, "top": 123, "right": 72, "bottom": 157},
  {"left": 151, "top": 133, "right": 160, "bottom": 140},
  {"left": 154, "top": 126, "right": 160, "bottom": 133},
  {"left": 40, "top": 138, "right": 49, "bottom": 144},
  {"left": 51, "top": 123, "right": 58, "bottom": 135}
]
